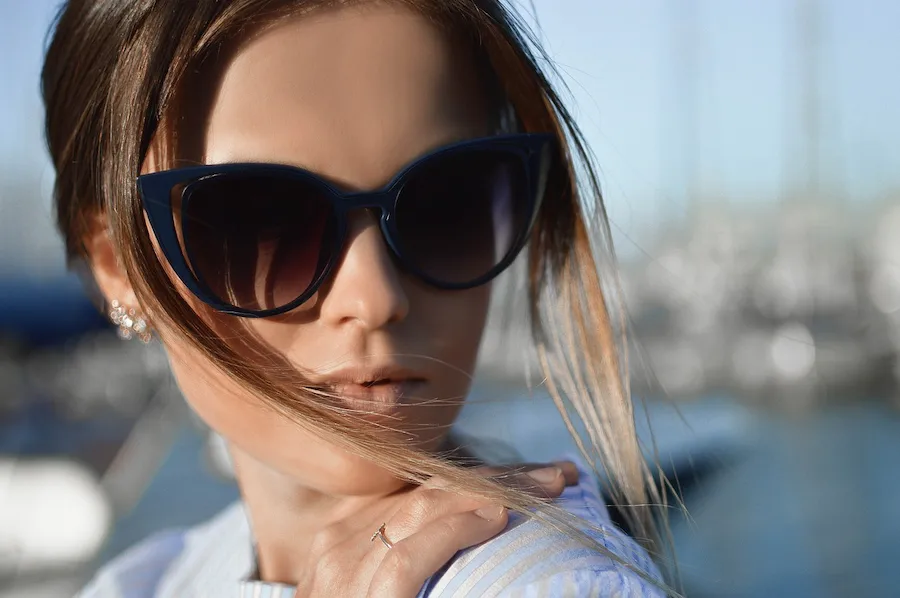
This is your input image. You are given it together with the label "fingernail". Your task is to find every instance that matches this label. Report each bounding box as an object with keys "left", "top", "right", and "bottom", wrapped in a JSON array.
[
  {"left": 475, "top": 505, "right": 505, "bottom": 521},
  {"left": 554, "top": 461, "right": 579, "bottom": 476},
  {"left": 527, "top": 467, "right": 562, "bottom": 484}
]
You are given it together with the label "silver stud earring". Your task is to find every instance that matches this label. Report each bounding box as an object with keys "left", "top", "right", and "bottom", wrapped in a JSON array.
[{"left": 109, "top": 299, "right": 152, "bottom": 344}]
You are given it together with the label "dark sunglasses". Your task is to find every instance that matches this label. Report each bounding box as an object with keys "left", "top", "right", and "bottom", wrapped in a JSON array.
[{"left": 137, "top": 133, "right": 555, "bottom": 317}]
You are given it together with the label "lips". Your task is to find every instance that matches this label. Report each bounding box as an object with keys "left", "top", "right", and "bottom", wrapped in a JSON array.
[
  {"left": 332, "top": 378, "right": 425, "bottom": 403},
  {"left": 312, "top": 365, "right": 428, "bottom": 416},
  {"left": 331, "top": 379, "right": 425, "bottom": 411}
]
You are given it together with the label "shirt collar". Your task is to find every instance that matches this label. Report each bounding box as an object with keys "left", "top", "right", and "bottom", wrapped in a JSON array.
[
  {"left": 184, "top": 502, "right": 298, "bottom": 597},
  {"left": 177, "top": 502, "right": 257, "bottom": 596},
  {"left": 238, "top": 580, "right": 297, "bottom": 598}
]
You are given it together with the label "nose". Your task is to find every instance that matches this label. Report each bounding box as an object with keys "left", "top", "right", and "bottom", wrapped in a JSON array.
[{"left": 318, "top": 211, "right": 410, "bottom": 330}]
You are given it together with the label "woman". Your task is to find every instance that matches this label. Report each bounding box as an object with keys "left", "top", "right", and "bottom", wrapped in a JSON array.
[{"left": 43, "top": 0, "right": 675, "bottom": 596}]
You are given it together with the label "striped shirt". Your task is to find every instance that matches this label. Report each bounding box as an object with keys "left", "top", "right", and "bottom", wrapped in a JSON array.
[{"left": 77, "top": 456, "right": 664, "bottom": 597}]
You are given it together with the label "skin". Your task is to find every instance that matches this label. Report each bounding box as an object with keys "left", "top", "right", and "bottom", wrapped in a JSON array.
[{"left": 86, "top": 3, "right": 578, "bottom": 595}]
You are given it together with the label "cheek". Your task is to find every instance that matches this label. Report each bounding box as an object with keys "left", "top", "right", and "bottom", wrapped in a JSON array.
[
  {"left": 409, "top": 284, "right": 491, "bottom": 398},
  {"left": 164, "top": 339, "right": 279, "bottom": 441},
  {"left": 423, "top": 284, "right": 492, "bottom": 357},
  {"left": 161, "top": 332, "right": 300, "bottom": 461},
  {"left": 164, "top": 341, "right": 406, "bottom": 493}
]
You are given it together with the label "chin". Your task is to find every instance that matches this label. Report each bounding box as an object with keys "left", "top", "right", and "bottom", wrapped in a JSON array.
[
  {"left": 281, "top": 426, "right": 456, "bottom": 497},
  {"left": 301, "top": 451, "right": 412, "bottom": 496}
]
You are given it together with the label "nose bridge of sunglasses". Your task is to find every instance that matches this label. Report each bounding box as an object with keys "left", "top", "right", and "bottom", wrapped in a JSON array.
[
  {"left": 330, "top": 189, "right": 390, "bottom": 237},
  {"left": 337, "top": 189, "right": 396, "bottom": 212},
  {"left": 331, "top": 191, "right": 406, "bottom": 269}
]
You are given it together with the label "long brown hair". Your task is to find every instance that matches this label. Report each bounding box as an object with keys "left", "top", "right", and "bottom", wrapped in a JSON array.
[{"left": 43, "top": 0, "right": 677, "bottom": 591}]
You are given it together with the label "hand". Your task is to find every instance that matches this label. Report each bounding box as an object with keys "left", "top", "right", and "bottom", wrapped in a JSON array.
[{"left": 301, "top": 460, "right": 579, "bottom": 598}]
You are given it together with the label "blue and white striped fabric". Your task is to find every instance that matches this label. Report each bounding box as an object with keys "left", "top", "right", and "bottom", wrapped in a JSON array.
[{"left": 77, "top": 456, "right": 665, "bottom": 597}]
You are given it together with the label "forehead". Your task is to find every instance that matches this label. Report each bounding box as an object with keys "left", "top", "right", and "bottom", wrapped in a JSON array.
[{"left": 186, "top": 3, "right": 489, "bottom": 189}]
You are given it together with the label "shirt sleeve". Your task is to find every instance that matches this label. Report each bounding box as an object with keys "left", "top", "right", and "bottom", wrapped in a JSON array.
[
  {"left": 496, "top": 566, "right": 669, "bottom": 598},
  {"left": 75, "top": 529, "right": 186, "bottom": 598},
  {"left": 482, "top": 519, "right": 669, "bottom": 598},
  {"left": 420, "top": 454, "right": 669, "bottom": 598},
  {"left": 76, "top": 570, "right": 124, "bottom": 598}
]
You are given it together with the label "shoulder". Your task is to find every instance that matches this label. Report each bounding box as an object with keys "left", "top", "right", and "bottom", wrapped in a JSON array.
[
  {"left": 76, "top": 529, "right": 187, "bottom": 598},
  {"left": 421, "top": 456, "right": 666, "bottom": 598},
  {"left": 76, "top": 502, "right": 251, "bottom": 598}
]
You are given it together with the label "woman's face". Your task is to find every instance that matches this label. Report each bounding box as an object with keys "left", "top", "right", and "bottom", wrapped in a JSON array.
[{"left": 153, "top": 4, "right": 493, "bottom": 495}]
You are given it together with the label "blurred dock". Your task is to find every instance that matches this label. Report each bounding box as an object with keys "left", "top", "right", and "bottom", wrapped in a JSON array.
[{"left": 480, "top": 197, "right": 900, "bottom": 411}]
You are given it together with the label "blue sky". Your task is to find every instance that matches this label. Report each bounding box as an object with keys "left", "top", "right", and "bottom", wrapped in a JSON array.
[{"left": 1, "top": 0, "right": 899, "bottom": 270}]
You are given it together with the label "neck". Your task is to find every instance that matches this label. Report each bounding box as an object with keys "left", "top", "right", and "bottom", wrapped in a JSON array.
[
  {"left": 230, "top": 436, "right": 479, "bottom": 585},
  {"left": 230, "top": 447, "right": 390, "bottom": 585}
]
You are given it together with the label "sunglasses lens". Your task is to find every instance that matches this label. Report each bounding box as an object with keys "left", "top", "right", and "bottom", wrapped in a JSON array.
[
  {"left": 394, "top": 150, "right": 531, "bottom": 285},
  {"left": 180, "top": 173, "right": 335, "bottom": 312}
]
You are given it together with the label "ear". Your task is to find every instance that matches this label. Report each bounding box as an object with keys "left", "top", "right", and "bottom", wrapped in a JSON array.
[{"left": 82, "top": 214, "right": 140, "bottom": 310}]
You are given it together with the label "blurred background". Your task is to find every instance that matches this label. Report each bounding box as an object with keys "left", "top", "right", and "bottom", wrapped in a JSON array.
[{"left": 2, "top": 0, "right": 899, "bottom": 596}]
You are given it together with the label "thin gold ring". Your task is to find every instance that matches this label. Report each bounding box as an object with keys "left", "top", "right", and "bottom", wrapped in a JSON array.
[{"left": 370, "top": 523, "right": 394, "bottom": 549}]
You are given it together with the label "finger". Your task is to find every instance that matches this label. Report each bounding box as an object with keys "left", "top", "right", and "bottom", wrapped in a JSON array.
[
  {"left": 553, "top": 460, "right": 580, "bottom": 486},
  {"left": 474, "top": 461, "right": 578, "bottom": 486},
  {"left": 479, "top": 464, "right": 569, "bottom": 498},
  {"left": 427, "top": 461, "right": 578, "bottom": 498},
  {"left": 367, "top": 508, "right": 509, "bottom": 598},
  {"left": 385, "top": 488, "right": 491, "bottom": 538}
]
